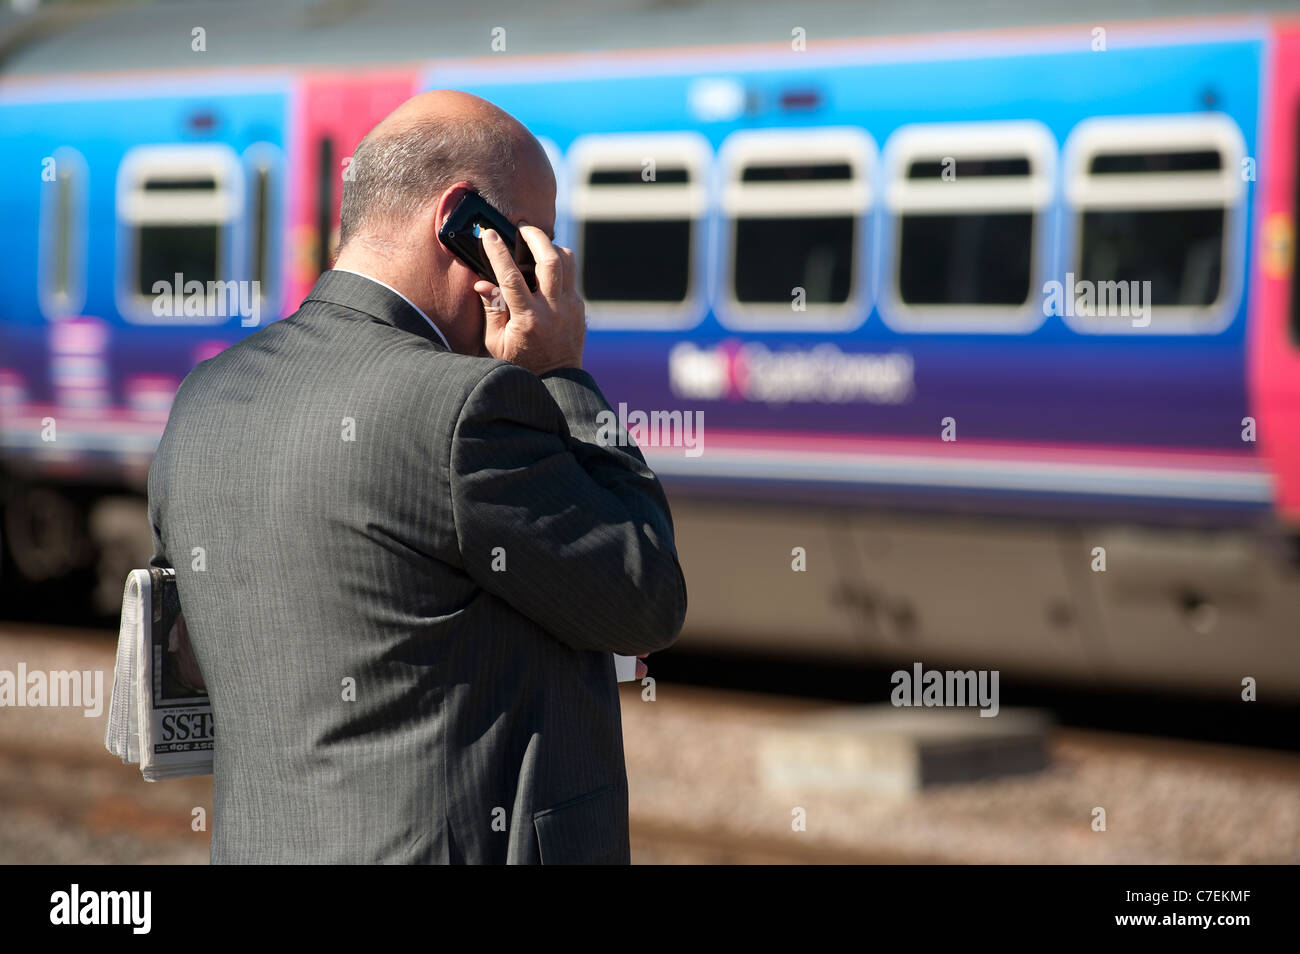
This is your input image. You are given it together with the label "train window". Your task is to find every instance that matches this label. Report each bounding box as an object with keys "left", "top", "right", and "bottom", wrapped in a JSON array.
[
  {"left": 567, "top": 132, "right": 711, "bottom": 329},
  {"left": 39, "top": 147, "right": 88, "bottom": 319},
  {"left": 1063, "top": 115, "right": 1246, "bottom": 334},
  {"left": 316, "top": 136, "right": 336, "bottom": 277},
  {"left": 243, "top": 142, "right": 283, "bottom": 323},
  {"left": 116, "top": 145, "right": 242, "bottom": 324},
  {"left": 715, "top": 128, "right": 873, "bottom": 331},
  {"left": 251, "top": 164, "right": 271, "bottom": 285},
  {"left": 882, "top": 121, "right": 1054, "bottom": 332}
]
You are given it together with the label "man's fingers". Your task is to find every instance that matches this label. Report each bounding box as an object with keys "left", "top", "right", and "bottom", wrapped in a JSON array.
[
  {"left": 518, "top": 225, "right": 564, "bottom": 301},
  {"left": 473, "top": 279, "right": 503, "bottom": 306},
  {"left": 479, "top": 228, "right": 531, "bottom": 310},
  {"left": 557, "top": 246, "right": 576, "bottom": 295},
  {"left": 474, "top": 280, "right": 508, "bottom": 335}
]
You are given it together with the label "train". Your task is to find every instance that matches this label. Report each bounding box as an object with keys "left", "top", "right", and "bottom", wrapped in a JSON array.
[{"left": 1, "top": 0, "right": 1298, "bottom": 696}]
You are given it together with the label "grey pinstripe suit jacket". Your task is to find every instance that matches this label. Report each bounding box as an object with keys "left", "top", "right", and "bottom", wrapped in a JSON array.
[{"left": 146, "top": 269, "right": 687, "bottom": 864}]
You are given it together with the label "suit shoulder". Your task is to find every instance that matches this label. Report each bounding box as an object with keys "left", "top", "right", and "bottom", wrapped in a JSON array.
[{"left": 166, "top": 351, "right": 222, "bottom": 409}]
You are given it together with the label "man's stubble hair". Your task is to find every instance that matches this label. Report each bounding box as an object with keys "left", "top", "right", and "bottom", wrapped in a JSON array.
[{"left": 338, "top": 116, "right": 520, "bottom": 250}]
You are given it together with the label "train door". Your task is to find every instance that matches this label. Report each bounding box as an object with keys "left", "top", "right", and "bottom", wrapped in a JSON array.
[{"left": 286, "top": 73, "right": 418, "bottom": 309}]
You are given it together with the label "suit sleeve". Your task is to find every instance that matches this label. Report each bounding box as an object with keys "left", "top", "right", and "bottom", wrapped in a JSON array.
[{"left": 449, "top": 363, "right": 687, "bottom": 655}]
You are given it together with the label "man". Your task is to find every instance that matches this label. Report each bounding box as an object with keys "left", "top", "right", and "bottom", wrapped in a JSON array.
[{"left": 146, "top": 90, "right": 687, "bottom": 864}]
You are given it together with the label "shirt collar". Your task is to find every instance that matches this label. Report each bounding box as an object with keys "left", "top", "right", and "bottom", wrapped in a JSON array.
[{"left": 331, "top": 268, "right": 454, "bottom": 352}]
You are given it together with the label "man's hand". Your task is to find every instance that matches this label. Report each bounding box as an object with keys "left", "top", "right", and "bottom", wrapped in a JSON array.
[
  {"left": 475, "top": 224, "right": 585, "bottom": 375},
  {"left": 636, "top": 653, "right": 649, "bottom": 680}
]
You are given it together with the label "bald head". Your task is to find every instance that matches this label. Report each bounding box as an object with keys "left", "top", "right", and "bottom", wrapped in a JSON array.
[{"left": 338, "top": 90, "right": 552, "bottom": 250}]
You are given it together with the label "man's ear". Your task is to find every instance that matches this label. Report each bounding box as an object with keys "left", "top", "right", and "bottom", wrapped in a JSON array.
[{"left": 433, "top": 181, "right": 475, "bottom": 238}]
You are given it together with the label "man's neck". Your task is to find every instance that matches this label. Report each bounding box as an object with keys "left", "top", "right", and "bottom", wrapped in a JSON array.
[
  {"left": 332, "top": 247, "right": 454, "bottom": 350},
  {"left": 335, "top": 246, "right": 420, "bottom": 298}
]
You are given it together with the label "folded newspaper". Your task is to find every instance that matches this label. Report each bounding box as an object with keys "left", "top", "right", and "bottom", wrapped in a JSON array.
[{"left": 105, "top": 568, "right": 214, "bottom": 780}]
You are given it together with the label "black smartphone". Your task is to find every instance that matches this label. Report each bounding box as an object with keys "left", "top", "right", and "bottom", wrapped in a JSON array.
[{"left": 437, "top": 191, "right": 537, "bottom": 292}]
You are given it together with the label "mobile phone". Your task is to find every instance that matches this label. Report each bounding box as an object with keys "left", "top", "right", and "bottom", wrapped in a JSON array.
[{"left": 438, "top": 191, "right": 537, "bottom": 292}]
